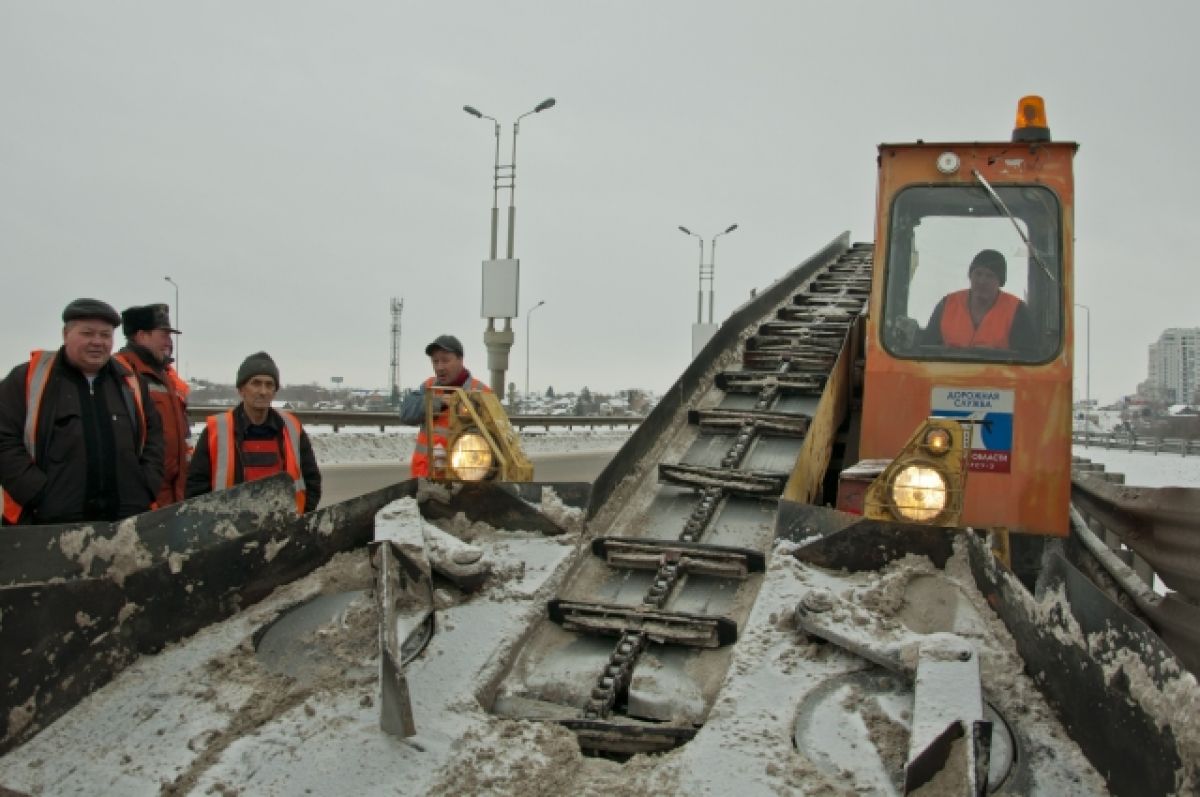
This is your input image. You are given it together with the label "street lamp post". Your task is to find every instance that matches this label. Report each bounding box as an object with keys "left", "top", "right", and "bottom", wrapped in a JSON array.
[
  {"left": 1076, "top": 303, "right": 1091, "bottom": 446},
  {"left": 525, "top": 300, "right": 545, "bottom": 412},
  {"left": 708, "top": 224, "right": 739, "bottom": 323},
  {"left": 679, "top": 223, "right": 738, "bottom": 356},
  {"left": 677, "top": 227, "right": 705, "bottom": 322},
  {"left": 163, "top": 276, "right": 180, "bottom": 374},
  {"left": 464, "top": 97, "right": 556, "bottom": 401}
]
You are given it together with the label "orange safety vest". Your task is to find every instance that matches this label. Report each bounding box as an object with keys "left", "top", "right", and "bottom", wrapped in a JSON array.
[
  {"left": 411, "top": 376, "right": 490, "bottom": 478},
  {"left": 2, "top": 350, "right": 147, "bottom": 525},
  {"left": 939, "top": 290, "right": 1020, "bottom": 349},
  {"left": 114, "top": 353, "right": 190, "bottom": 506},
  {"left": 206, "top": 410, "right": 307, "bottom": 513}
]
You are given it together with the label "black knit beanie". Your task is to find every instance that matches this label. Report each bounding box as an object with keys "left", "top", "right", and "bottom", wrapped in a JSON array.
[
  {"left": 236, "top": 351, "right": 280, "bottom": 388},
  {"left": 968, "top": 249, "right": 1007, "bottom": 286}
]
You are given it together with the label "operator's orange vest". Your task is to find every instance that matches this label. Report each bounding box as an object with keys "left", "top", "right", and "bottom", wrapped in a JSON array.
[
  {"left": 2, "top": 350, "right": 148, "bottom": 525},
  {"left": 939, "top": 290, "right": 1020, "bottom": 349},
  {"left": 411, "top": 376, "right": 489, "bottom": 478},
  {"left": 205, "top": 410, "right": 306, "bottom": 513}
]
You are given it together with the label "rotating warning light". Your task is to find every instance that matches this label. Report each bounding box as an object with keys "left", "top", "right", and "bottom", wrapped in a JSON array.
[{"left": 1012, "top": 95, "right": 1051, "bottom": 142}]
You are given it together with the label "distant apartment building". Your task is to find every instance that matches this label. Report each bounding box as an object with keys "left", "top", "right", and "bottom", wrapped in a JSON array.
[{"left": 1145, "top": 327, "right": 1200, "bottom": 404}]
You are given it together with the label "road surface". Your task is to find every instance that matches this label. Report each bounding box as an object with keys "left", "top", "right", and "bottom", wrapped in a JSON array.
[{"left": 319, "top": 450, "right": 618, "bottom": 505}]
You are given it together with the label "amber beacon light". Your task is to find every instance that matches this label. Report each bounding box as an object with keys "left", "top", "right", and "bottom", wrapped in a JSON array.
[{"left": 1012, "top": 95, "right": 1051, "bottom": 142}]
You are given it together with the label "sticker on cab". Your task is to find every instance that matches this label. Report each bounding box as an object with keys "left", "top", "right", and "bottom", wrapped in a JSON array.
[{"left": 930, "top": 388, "right": 1013, "bottom": 473}]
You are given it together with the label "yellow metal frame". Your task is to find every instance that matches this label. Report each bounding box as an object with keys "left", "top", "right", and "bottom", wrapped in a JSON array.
[
  {"left": 426, "top": 387, "right": 534, "bottom": 482},
  {"left": 864, "top": 418, "right": 969, "bottom": 526}
]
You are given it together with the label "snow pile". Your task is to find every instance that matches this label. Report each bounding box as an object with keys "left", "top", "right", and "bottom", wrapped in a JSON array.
[{"left": 304, "top": 427, "right": 633, "bottom": 466}]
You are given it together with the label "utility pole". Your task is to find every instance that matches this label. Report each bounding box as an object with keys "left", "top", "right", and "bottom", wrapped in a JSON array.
[
  {"left": 390, "top": 298, "right": 403, "bottom": 407},
  {"left": 464, "top": 97, "right": 556, "bottom": 400}
]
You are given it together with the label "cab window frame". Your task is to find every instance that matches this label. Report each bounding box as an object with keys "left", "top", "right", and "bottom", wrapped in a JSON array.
[{"left": 880, "top": 182, "right": 1065, "bottom": 366}]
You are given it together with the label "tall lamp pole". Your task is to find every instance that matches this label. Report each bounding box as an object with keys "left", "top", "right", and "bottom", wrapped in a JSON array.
[
  {"left": 163, "top": 276, "right": 180, "bottom": 375},
  {"left": 525, "top": 300, "right": 545, "bottom": 411},
  {"left": 1076, "top": 303, "right": 1091, "bottom": 446},
  {"left": 677, "top": 227, "right": 705, "bottom": 322},
  {"left": 464, "top": 97, "right": 556, "bottom": 401},
  {"left": 708, "top": 223, "right": 739, "bottom": 323}
]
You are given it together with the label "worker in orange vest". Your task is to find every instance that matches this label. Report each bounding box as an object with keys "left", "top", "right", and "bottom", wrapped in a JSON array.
[
  {"left": 185, "top": 352, "right": 321, "bottom": 513},
  {"left": 398, "top": 335, "right": 490, "bottom": 478},
  {"left": 116, "top": 304, "right": 190, "bottom": 507},
  {"left": 0, "top": 298, "right": 164, "bottom": 525},
  {"left": 921, "top": 249, "right": 1036, "bottom": 352}
]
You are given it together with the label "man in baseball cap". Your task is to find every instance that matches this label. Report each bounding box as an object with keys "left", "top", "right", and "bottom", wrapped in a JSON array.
[
  {"left": 0, "top": 298, "right": 164, "bottom": 525},
  {"left": 398, "top": 333, "right": 491, "bottom": 477},
  {"left": 115, "top": 304, "right": 190, "bottom": 507}
]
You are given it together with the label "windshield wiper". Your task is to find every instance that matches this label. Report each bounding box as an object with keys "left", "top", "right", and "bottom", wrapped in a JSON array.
[{"left": 972, "top": 169, "right": 1055, "bottom": 282}]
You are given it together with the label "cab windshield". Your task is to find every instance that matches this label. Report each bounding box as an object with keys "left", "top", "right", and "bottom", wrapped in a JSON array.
[{"left": 881, "top": 184, "right": 1063, "bottom": 363}]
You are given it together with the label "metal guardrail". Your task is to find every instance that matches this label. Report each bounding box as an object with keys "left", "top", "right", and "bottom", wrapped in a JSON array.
[
  {"left": 1070, "top": 463, "right": 1200, "bottom": 674},
  {"left": 186, "top": 406, "right": 642, "bottom": 433},
  {"left": 1073, "top": 431, "right": 1199, "bottom": 456}
]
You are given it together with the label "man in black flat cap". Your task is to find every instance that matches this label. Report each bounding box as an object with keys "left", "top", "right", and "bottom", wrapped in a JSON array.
[
  {"left": 116, "top": 303, "right": 190, "bottom": 508},
  {"left": 398, "top": 334, "right": 490, "bottom": 477},
  {"left": 0, "top": 298, "right": 164, "bottom": 525},
  {"left": 186, "top": 351, "right": 321, "bottom": 514}
]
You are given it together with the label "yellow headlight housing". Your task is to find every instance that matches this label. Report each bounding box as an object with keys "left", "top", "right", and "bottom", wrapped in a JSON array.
[
  {"left": 889, "top": 464, "right": 948, "bottom": 522},
  {"left": 449, "top": 431, "right": 494, "bottom": 481}
]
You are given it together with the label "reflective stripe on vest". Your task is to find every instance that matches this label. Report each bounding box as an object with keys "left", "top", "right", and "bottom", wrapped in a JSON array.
[
  {"left": 939, "top": 290, "right": 1020, "bottom": 349},
  {"left": 207, "top": 410, "right": 306, "bottom": 513},
  {"left": 3, "top": 351, "right": 147, "bottom": 524}
]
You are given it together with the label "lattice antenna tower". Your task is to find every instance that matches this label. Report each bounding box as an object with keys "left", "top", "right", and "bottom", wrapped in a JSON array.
[{"left": 390, "top": 297, "right": 403, "bottom": 403}]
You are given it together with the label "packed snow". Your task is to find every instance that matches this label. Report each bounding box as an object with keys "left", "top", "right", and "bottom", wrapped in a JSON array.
[
  {"left": 1073, "top": 444, "right": 1200, "bottom": 488},
  {"left": 187, "top": 423, "right": 635, "bottom": 467}
]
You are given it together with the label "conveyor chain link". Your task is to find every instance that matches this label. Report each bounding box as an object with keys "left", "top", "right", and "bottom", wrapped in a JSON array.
[{"left": 582, "top": 631, "right": 646, "bottom": 719}]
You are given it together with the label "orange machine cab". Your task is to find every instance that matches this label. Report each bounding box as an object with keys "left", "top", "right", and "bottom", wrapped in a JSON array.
[{"left": 859, "top": 98, "right": 1078, "bottom": 536}]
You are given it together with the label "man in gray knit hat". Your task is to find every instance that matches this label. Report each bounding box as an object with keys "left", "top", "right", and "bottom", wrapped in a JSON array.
[
  {"left": 0, "top": 298, "right": 164, "bottom": 525},
  {"left": 186, "top": 352, "right": 321, "bottom": 513}
]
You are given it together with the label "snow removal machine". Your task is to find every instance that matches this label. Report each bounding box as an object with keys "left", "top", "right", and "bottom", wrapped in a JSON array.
[{"left": 2, "top": 96, "right": 1199, "bottom": 796}]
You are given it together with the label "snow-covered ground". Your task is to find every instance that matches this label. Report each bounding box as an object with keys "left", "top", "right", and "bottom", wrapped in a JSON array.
[
  {"left": 190, "top": 423, "right": 635, "bottom": 466},
  {"left": 1073, "top": 444, "right": 1200, "bottom": 488}
]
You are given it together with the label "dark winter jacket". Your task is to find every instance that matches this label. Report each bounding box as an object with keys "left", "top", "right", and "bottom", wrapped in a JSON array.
[
  {"left": 185, "top": 404, "right": 322, "bottom": 512},
  {"left": 0, "top": 349, "right": 165, "bottom": 525}
]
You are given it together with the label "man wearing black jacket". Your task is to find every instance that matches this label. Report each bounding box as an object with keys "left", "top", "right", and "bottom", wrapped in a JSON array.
[
  {"left": 186, "top": 351, "right": 321, "bottom": 513},
  {"left": 0, "top": 298, "right": 164, "bottom": 525}
]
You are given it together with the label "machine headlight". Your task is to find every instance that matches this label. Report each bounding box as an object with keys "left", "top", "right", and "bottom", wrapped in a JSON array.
[
  {"left": 889, "top": 465, "right": 948, "bottom": 522},
  {"left": 450, "top": 431, "right": 495, "bottom": 481}
]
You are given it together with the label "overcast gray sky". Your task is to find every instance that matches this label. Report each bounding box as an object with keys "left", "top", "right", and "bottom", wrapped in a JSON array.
[{"left": 3, "top": 1, "right": 1196, "bottom": 404}]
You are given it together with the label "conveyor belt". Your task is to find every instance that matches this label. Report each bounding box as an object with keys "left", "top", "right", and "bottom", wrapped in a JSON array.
[{"left": 489, "top": 241, "right": 873, "bottom": 752}]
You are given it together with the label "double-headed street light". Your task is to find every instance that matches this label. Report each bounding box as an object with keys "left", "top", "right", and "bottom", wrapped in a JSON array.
[
  {"left": 163, "top": 276, "right": 180, "bottom": 374},
  {"left": 525, "top": 300, "right": 546, "bottom": 411},
  {"left": 464, "top": 97, "right": 556, "bottom": 401},
  {"left": 678, "top": 223, "right": 738, "bottom": 357},
  {"left": 677, "top": 223, "right": 738, "bottom": 323}
]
